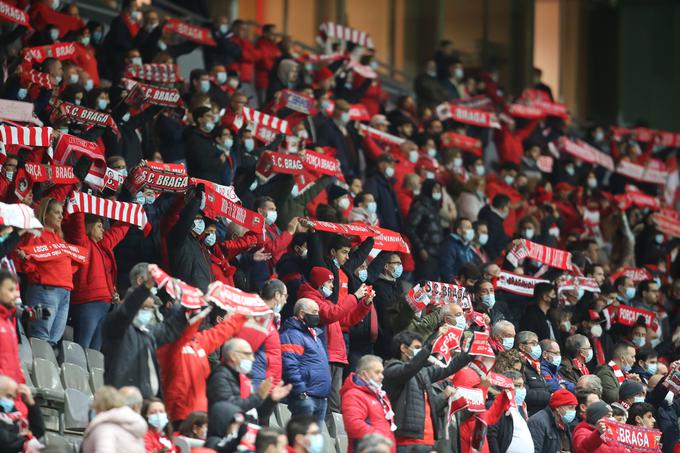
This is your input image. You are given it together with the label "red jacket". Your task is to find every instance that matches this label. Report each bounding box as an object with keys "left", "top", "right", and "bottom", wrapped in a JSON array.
[
  {"left": 228, "top": 36, "right": 257, "bottom": 83},
  {"left": 237, "top": 317, "right": 282, "bottom": 385},
  {"left": 493, "top": 118, "right": 539, "bottom": 165},
  {"left": 262, "top": 224, "right": 292, "bottom": 265},
  {"left": 486, "top": 175, "right": 523, "bottom": 237},
  {"left": 157, "top": 313, "right": 246, "bottom": 422},
  {"left": 65, "top": 212, "right": 129, "bottom": 305},
  {"left": 254, "top": 37, "right": 281, "bottom": 90},
  {"left": 572, "top": 421, "right": 630, "bottom": 453},
  {"left": 144, "top": 429, "right": 177, "bottom": 453},
  {"left": 297, "top": 282, "right": 370, "bottom": 365},
  {"left": 340, "top": 373, "right": 396, "bottom": 452},
  {"left": 72, "top": 42, "right": 100, "bottom": 87},
  {"left": 0, "top": 305, "right": 24, "bottom": 385},
  {"left": 28, "top": 2, "right": 84, "bottom": 36},
  {"left": 14, "top": 230, "right": 80, "bottom": 290}
]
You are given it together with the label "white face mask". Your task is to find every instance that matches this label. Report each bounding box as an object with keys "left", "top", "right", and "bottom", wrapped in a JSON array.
[
  {"left": 265, "top": 210, "right": 278, "bottom": 226},
  {"left": 384, "top": 166, "right": 395, "bottom": 178},
  {"left": 408, "top": 150, "right": 419, "bottom": 163},
  {"left": 591, "top": 324, "right": 603, "bottom": 338},
  {"left": 427, "top": 147, "right": 437, "bottom": 158},
  {"left": 337, "top": 197, "right": 350, "bottom": 210},
  {"left": 131, "top": 57, "right": 143, "bottom": 66},
  {"left": 204, "top": 232, "right": 216, "bottom": 247},
  {"left": 432, "top": 192, "right": 442, "bottom": 201},
  {"left": 193, "top": 219, "right": 205, "bottom": 235},
  {"left": 478, "top": 233, "right": 488, "bottom": 245}
]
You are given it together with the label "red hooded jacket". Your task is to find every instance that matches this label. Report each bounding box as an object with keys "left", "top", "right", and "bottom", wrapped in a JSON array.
[
  {"left": 157, "top": 313, "right": 247, "bottom": 422},
  {"left": 14, "top": 230, "right": 80, "bottom": 290},
  {"left": 228, "top": 35, "right": 257, "bottom": 83},
  {"left": 237, "top": 316, "right": 282, "bottom": 385},
  {"left": 0, "top": 304, "right": 24, "bottom": 385},
  {"left": 572, "top": 421, "right": 630, "bottom": 453},
  {"left": 297, "top": 281, "right": 370, "bottom": 365},
  {"left": 254, "top": 37, "right": 281, "bottom": 90},
  {"left": 340, "top": 373, "right": 396, "bottom": 452}
]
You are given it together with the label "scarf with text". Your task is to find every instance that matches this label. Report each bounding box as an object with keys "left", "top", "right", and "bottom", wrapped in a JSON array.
[
  {"left": 303, "top": 219, "right": 376, "bottom": 238},
  {"left": 369, "top": 226, "right": 410, "bottom": 254},
  {"left": 84, "top": 166, "right": 125, "bottom": 192},
  {"left": 549, "top": 137, "right": 615, "bottom": 171},
  {"left": 615, "top": 186, "right": 660, "bottom": 210},
  {"left": 20, "top": 242, "right": 88, "bottom": 264},
  {"left": 52, "top": 132, "right": 105, "bottom": 164},
  {"left": 148, "top": 264, "right": 206, "bottom": 308},
  {"left": 50, "top": 100, "right": 119, "bottom": 135},
  {"left": 273, "top": 89, "right": 316, "bottom": 115},
  {"left": 124, "top": 63, "right": 182, "bottom": 83},
  {"left": 205, "top": 280, "right": 272, "bottom": 316},
  {"left": 600, "top": 418, "right": 662, "bottom": 453},
  {"left": 122, "top": 78, "right": 183, "bottom": 108},
  {"left": 508, "top": 103, "right": 544, "bottom": 119},
  {"left": 432, "top": 327, "right": 464, "bottom": 363},
  {"left": 506, "top": 239, "right": 573, "bottom": 271},
  {"left": 611, "top": 125, "right": 680, "bottom": 148},
  {"left": 68, "top": 191, "right": 149, "bottom": 232},
  {"left": 22, "top": 42, "right": 76, "bottom": 64},
  {"left": 452, "top": 95, "right": 494, "bottom": 110},
  {"left": 519, "top": 89, "right": 569, "bottom": 119},
  {"left": 202, "top": 188, "right": 264, "bottom": 234},
  {"left": 555, "top": 275, "right": 600, "bottom": 305},
  {"left": 164, "top": 18, "right": 216, "bottom": 46},
  {"left": 439, "top": 131, "right": 482, "bottom": 156},
  {"left": 317, "top": 22, "right": 374, "bottom": 49},
  {"left": 256, "top": 150, "right": 342, "bottom": 179},
  {"left": 0, "top": 1, "right": 31, "bottom": 28},
  {"left": 616, "top": 159, "right": 668, "bottom": 185},
  {"left": 24, "top": 163, "right": 78, "bottom": 184},
  {"left": 0, "top": 125, "right": 52, "bottom": 147},
  {"left": 127, "top": 161, "right": 188, "bottom": 193},
  {"left": 436, "top": 102, "right": 500, "bottom": 129},
  {"left": 19, "top": 69, "right": 52, "bottom": 89},
  {"left": 610, "top": 267, "right": 653, "bottom": 283},
  {"left": 616, "top": 304, "right": 659, "bottom": 333},
  {"left": 652, "top": 212, "right": 680, "bottom": 238},
  {"left": 494, "top": 270, "right": 548, "bottom": 297}
]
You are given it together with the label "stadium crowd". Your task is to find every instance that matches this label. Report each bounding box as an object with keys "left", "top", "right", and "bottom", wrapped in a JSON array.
[{"left": 0, "top": 0, "right": 679, "bottom": 452}]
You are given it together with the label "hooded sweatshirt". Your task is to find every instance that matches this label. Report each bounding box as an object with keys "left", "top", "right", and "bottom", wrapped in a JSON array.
[{"left": 81, "top": 406, "right": 147, "bottom": 453}]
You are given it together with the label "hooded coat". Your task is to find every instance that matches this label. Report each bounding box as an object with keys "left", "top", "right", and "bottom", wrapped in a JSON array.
[{"left": 81, "top": 406, "right": 147, "bottom": 453}]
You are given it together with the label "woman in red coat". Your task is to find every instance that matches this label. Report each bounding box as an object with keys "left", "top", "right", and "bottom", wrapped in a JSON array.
[
  {"left": 341, "top": 355, "right": 397, "bottom": 453},
  {"left": 572, "top": 401, "right": 629, "bottom": 453},
  {"left": 143, "top": 398, "right": 177, "bottom": 453}
]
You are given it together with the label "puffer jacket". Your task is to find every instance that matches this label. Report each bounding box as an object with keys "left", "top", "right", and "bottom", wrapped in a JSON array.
[
  {"left": 572, "top": 421, "right": 630, "bottom": 453},
  {"left": 0, "top": 305, "right": 23, "bottom": 385},
  {"left": 383, "top": 340, "right": 473, "bottom": 441},
  {"left": 440, "top": 233, "right": 477, "bottom": 283},
  {"left": 406, "top": 184, "right": 445, "bottom": 257},
  {"left": 340, "top": 373, "right": 396, "bottom": 453},
  {"left": 279, "top": 317, "right": 331, "bottom": 398},
  {"left": 372, "top": 276, "right": 403, "bottom": 359},
  {"left": 522, "top": 359, "right": 551, "bottom": 416},
  {"left": 297, "top": 281, "right": 370, "bottom": 365},
  {"left": 527, "top": 407, "right": 572, "bottom": 453},
  {"left": 81, "top": 406, "right": 147, "bottom": 453}
]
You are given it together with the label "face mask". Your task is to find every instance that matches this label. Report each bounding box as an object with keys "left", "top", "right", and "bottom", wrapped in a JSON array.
[
  {"left": 550, "top": 354, "right": 562, "bottom": 367},
  {"left": 273, "top": 303, "right": 282, "bottom": 314},
  {"left": 0, "top": 397, "right": 14, "bottom": 413},
  {"left": 223, "top": 138, "right": 233, "bottom": 150},
  {"left": 410, "top": 347, "right": 422, "bottom": 359},
  {"left": 370, "top": 61, "right": 379, "bottom": 70},
  {"left": 290, "top": 185, "right": 300, "bottom": 198},
  {"left": 341, "top": 112, "right": 351, "bottom": 124},
  {"left": 523, "top": 228, "right": 534, "bottom": 240},
  {"left": 454, "top": 315, "right": 466, "bottom": 330},
  {"left": 74, "top": 99, "right": 82, "bottom": 106},
  {"left": 594, "top": 131, "right": 605, "bottom": 142},
  {"left": 50, "top": 29, "right": 59, "bottom": 41},
  {"left": 432, "top": 192, "right": 442, "bottom": 201},
  {"left": 148, "top": 413, "right": 168, "bottom": 430},
  {"left": 135, "top": 309, "right": 154, "bottom": 327},
  {"left": 366, "top": 201, "right": 377, "bottom": 214},
  {"left": 304, "top": 313, "right": 320, "bottom": 328},
  {"left": 97, "top": 99, "right": 108, "bottom": 110},
  {"left": 454, "top": 68, "right": 464, "bottom": 79},
  {"left": 530, "top": 344, "right": 542, "bottom": 360},
  {"left": 215, "top": 72, "right": 228, "bottom": 84},
  {"left": 227, "top": 78, "right": 239, "bottom": 89},
  {"left": 265, "top": 210, "right": 278, "bottom": 226},
  {"left": 131, "top": 10, "right": 142, "bottom": 21},
  {"left": 239, "top": 359, "right": 253, "bottom": 375},
  {"left": 475, "top": 165, "right": 485, "bottom": 176},
  {"left": 298, "top": 248, "right": 308, "bottom": 259},
  {"left": 478, "top": 233, "right": 489, "bottom": 246},
  {"left": 193, "top": 219, "right": 205, "bottom": 235},
  {"left": 80, "top": 36, "right": 91, "bottom": 46},
  {"left": 515, "top": 387, "right": 527, "bottom": 406},
  {"left": 157, "top": 40, "right": 167, "bottom": 51},
  {"left": 357, "top": 268, "right": 368, "bottom": 282},
  {"left": 368, "top": 378, "right": 382, "bottom": 390},
  {"left": 202, "top": 121, "right": 215, "bottom": 133},
  {"left": 502, "top": 337, "right": 514, "bottom": 350},
  {"left": 135, "top": 192, "right": 146, "bottom": 204},
  {"left": 427, "top": 147, "right": 437, "bottom": 158},
  {"left": 249, "top": 180, "right": 258, "bottom": 191},
  {"left": 655, "top": 234, "right": 664, "bottom": 244},
  {"left": 321, "top": 286, "right": 333, "bottom": 298},
  {"left": 549, "top": 226, "right": 560, "bottom": 238},
  {"left": 413, "top": 187, "right": 421, "bottom": 196},
  {"left": 633, "top": 396, "right": 645, "bottom": 404},
  {"left": 392, "top": 264, "right": 403, "bottom": 279},
  {"left": 625, "top": 287, "right": 636, "bottom": 301},
  {"left": 481, "top": 293, "right": 495, "bottom": 308},
  {"left": 298, "top": 129, "right": 309, "bottom": 140},
  {"left": 632, "top": 336, "right": 645, "bottom": 348},
  {"left": 332, "top": 258, "right": 340, "bottom": 268},
  {"left": 453, "top": 157, "right": 463, "bottom": 168},
  {"left": 17, "top": 88, "right": 27, "bottom": 100},
  {"left": 199, "top": 79, "right": 211, "bottom": 93},
  {"left": 408, "top": 150, "right": 419, "bottom": 163},
  {"left": 650, "top": 337, "right": 661, "bottom": 348},
  {"left": 562, "top": 321, "right": 571, "bottom": 332},
  {"left": 591, "top": 324, "right": 603, "bottom": 338},
  {"left": 204, "top": 232, "right": 216, "bottom": 247},
  {"left": 84, "top": 79, "right": 94, "bottom": 91},
  {"left": 646, "top": 363, "right": 658, "bottom": 375},
  {"left": 584, "top": 349, "right": 594, "bottom": 363},
  {"left": 587, "top": 178, "right": 597, "bottom": 189},
  {"left": 131, "top": 57, "right": 143, "bottom": 66},
  {"left": 384, "top": 166, "right": 395, "bottom": 178},
  {"left": 93, "top": 31, "right": 102, "bottom": 43},
  {"left": 59, "top": 127, "right": 69, "bottom": 134},
  {"left": 320, "top": 100, "right": 331, "bottom": 111},
  {"left": 503, "top": 175, "right": 515, "bottom": 186},
  {"left": 463, "top": 229, "right": 474, "bottom": 242},
  {"left": 4, "top": 171, "right": 14, "bottom": 182},
  {"left": 426, "top": 171, "right": 436, "bottom": 180},
  {"left": 561, "top": 409, "right": 576, "bottom": 424},
  {"left": 565, "top": 166, "right": 575, "bottom": 176},
  {"left": 219, "top": 24, "right": 229, "bottom": 34},
  {"left": 69, "top": 73, "right": 79, "bottom": 84},
  {"left": 55, "top": 75, "right": 62, "bottom": 84},
  {"left": 244, "top": 138, "right": 255, "bottom": 152},
  {"left": 337, "top": 197, "right": 350, "bottom": 210},
  {"left": 144, "top": 194, "right": 155, "bottom": 205},
  {"left": 307, "top": 433, "right": 324, "bottom": 453}
]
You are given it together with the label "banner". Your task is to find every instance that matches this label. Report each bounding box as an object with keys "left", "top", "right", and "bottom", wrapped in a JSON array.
[
  {"left": 508, "top": 103, "right": 544, "bottom": 119},
  {"left": 0, "top": 126, "right": 52, "bottom": 147},
  {"left": 439, "top": 131, "right": 482, "bottom": 156},
  {"left": 469, "top": 331, "right": 495, "bottom": 358},
  {"left": 358, "top": 124, "right": 406, "bottom": 147},
  {"left": 451, "top": 95, "right": 494, "bottom": 111},
  {"left": 494, "top": 271, "right": 549, "bottom": 297},
  {"left": 205, "top": 281, "right": 272, "bottom": 316},
  {"left": 124, "top": 63, "right": 182, "bottom": 83},
  {"left": 148, "top": 264, "right": 206, "bottom": 309},
  {"left": 506, "top": 239, "right": 573, "bottom": 271},
  {"left": 22, "top": 42, "right": 76, "bottom": 63},
  {"left": 127, "top": 162, "right": 189, "bottom": 193},
  {"left": 20, "top": 242, "right": 88, "bottom": 264},
  {"left": 318, "top": 21, "right": 374, "bottom": 49},
  {"left": 610, "top": 267, "right": 653, "bottom": 283},
  {"left": 431, "top": 327, "right": 464, "bottom": 363},
  {"left": 164, "top": 18, "right": 216, "bottom": 46},
  {"left": 304, "top": 219, "right": 376, "bottom": 238},
  {"left": 68, "top": 191, "right": 149, "bottom": 231},
  {"left": 202, "top": 189, "right": 264, "bottom": 234},
  {"left": 0, "top": 202, "right": 42, "bottom": 229},
  {"left": 0, "top": 1, "right": 32, "bottom": 28},
  {"left": 617, "top": 305, "right": 658, "bottom": 331},
  {"left": 436, "top": 103, "right": 500, "bottom": 129},
  {"left": 256, "top": 151, "right": 305, "bottom": 177},
  {"left": 24, "top": 163, "right": 78, "bottom": 184},
  {"left": 601, "top": 419, "right": 661, "bottom": 453},
  {"left": 368, "top": 226, "right": 410, "bottom": 254},
  {"left": 489, "top": 372, "right": 514, "bottom": 389}
]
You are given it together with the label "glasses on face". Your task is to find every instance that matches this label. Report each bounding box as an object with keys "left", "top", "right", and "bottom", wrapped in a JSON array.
[
  {"left": 523, "top": 340, "right": 539, "bottom": 347},
  {"left": 388, "top": 262, "right": 402, "bottom": 266}
]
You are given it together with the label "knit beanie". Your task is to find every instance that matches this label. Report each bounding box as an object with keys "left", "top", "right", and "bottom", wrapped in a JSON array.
[
  {"left": 585, "top": 401, "right": 611, "bottom": 425},
  {"left": 549, "top": 389, "right": 577, "bottom": 409},
  {"left": 309, "top": 266, "right": 333, "bottom": 288}
]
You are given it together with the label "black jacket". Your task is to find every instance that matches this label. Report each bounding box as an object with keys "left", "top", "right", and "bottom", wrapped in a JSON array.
[
  {"left": 477, "top": 205, "right": 509, "bottom": 261},
  {"left": 168, "top": 193, "right": 214, "bottom": 292},
  {"left": 519, "top": 305, "right": 553, "bottom": 341},
  {"left": 383, "top": 342, "right": 473, "bottom": 441},
  {"left": 487, "top": 405, "right": 522, "bottom": 453},
  {"left": 204, "top": 401, "right": 248, "bottom": 453},
  {"left": 522, "top": 360, "right": 551, "bottom": 416},
  {"left": 206, "top": 364, "right": 275, "bottom": 417},
  {"left": 372, "top": 275, "right": 402, "bottom": 358},
  {"left": 0, "top": 402, "right": 44, "bottom": 453},
  {"left": 185, "top": 127, "right": 226, "bottom": 184},
  {"left": 406, "top": 189, "right": 445, "bottom": 257},
  {"left": 101, "top": 286, "right": 187, "bottom": 398},
  {"left": 364, "top": 173, "right": 402, "bottom": 232},
  {"left": 528, "top": 406, "right": 572, "bottom": 453}
]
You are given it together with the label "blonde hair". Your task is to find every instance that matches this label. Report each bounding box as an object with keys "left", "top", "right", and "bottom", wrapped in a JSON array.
[
  {"left": 92, "top": 386, "right": 126, "bottom": 413},
  {"left": 35, "top": 198, "right": 63, "bottom": 237}
]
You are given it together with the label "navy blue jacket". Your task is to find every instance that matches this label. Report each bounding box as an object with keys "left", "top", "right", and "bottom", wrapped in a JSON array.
[
  {"left": 279, "top": 317, "right": 331, "bottom": 398},
  {"left": 364, "top": 173, "right": 402, "bottom": 232},
  {"left": 440, "top": 234, "right": 476, "bottom": 282}
]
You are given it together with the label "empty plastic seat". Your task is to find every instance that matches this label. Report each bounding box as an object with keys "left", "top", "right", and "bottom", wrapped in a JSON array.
[
  {"left": 89, "top": 367, "right": 104, "bottom": 393},
  {"left": 62, "top": 325, "right": 74, "bottom": 343},
  {"left": 19, "top": 334, "right": 33, "bottom": 372},
  {"left": 30, "top": 338, "right": 58, "bottom": 367},
  {"left": 61, "top": 363, "right": 93, "bottom": 398},
  {"left": 278, "top": 404, "right": 292, "bottom": 427},
  {"left": 85, "top": 348, "right": 104, "bottom": 371},
  {"left": 21, "top": 363, "right": 35, "bottom": 394},
  {"left": 337, "top": 434, "right": 348, "bottom": 453},
  {"left": 332, "top": 412, "right": 346, "bottom": 436},
  {"left": 33, "top": 358, "right": 65, "bottom": 402},
  {"left": 44, "top": 432, "right": 73, "bottom": 452},
  {"left": 64, "top": 388, "right": 90, "bottom": 431},
  {"left": 61, "top": 341, "right": 88, "bottom": 370}
]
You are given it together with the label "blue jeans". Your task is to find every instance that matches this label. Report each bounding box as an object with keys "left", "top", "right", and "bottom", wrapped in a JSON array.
[
  {"left": 27, "top": 284, "right": 70, "bottom": 346},
  {"left": 288, "top": 396, "right": 327, "bottom": 430},
  {"left": 70, "top": 301, "right": 110, "bottom": 350}
]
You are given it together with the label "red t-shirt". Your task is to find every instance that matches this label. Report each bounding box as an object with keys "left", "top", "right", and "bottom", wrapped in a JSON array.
[{"left": 396, "top": 390, "right": 434, "bottom": 446}]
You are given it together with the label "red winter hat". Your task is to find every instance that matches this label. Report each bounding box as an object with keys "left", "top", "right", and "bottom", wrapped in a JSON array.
[
  {"left": 313, "top": 67, "right": 334, "bottom": 86},
  {"left": 549, "top": 389, "right": 577, "bottom": 409},
  {"left": 309, "top": 266, "right": 334, "bottom": 288}
]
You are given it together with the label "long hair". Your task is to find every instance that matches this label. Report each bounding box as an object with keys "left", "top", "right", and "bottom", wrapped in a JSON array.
[{"left": 35, "top": 198, "right": 63, "bottom": 237}]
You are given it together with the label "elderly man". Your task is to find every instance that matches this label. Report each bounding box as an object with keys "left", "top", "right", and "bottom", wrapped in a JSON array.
[
  {"left": 528, "top": 389, "right": 577, "bottom": 453},
  {"left": 575, "top": 375, "right": 603, "bottom": 398},
  {"left": 517, "top": 331, "right": 551, "bottom": 416},
  {"left": 119, "top": 386, "right": 143, "bottom": 413},
  {"left": 540, "top": 339, "right": 575, "bottom": 393},
  {"left": 206, "top": 338, "right": 291, "bottom": 419},
  {"left": 340, "top": 355, "right": 396, "bottom": 451},
  {"left": 280, "top": 298, "right": 332, "bottom": 429},
  {"left": 559, "top": 334, "right": 593, "bottom": 388},
  {"left": 0, "top": 375, "right": 44, "bottom": 451},
  {"left": 596, "top": 343, "right": 638, "bottom": 403},
  {"left": 491, "top": 320, "right": 516, "bottom": 352}
]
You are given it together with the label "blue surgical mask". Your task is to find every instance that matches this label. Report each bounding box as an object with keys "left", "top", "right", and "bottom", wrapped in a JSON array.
[
  {"left": 200, "top": 79, "right": 211, "bottom": 93},
  {"left": 216, "top": 72, "right": 227, "bottom": 84},
  {"left": 392, "top": 264, "right": 403, "bottom": 279},
  {"left": 202, "top": 121, "right": 215, "bottom": 133},
  {"left": 93, "top": 31, "right": 103, "bottom": 43},
  {"left": 80, "top": 36, "right": 91, "bottom": 46},
  {"left": 0, "top": 397, "right": 14, "bottom": 413},
  {"left": 135, "top": 192, "right": 146, "bottom": 204},
  {"left": 502, "top": 337, "right": 515, "bottom": 350},
  {"left": 655, "top": 234, "right": 664, "bottom": 244},
  {"left": 357, "top": 268, "right": 368, "bottom": 282},
  {"left": 204, "top": 232, "right": 216, "bottom": 247},
  {"left": 321, "top": 286, "right": 333, "bottom": 298},
  {"left": 550, "top": 354, "right": 562, "bottom": 367},
  {"left": 219, "top": 24, "right": 229, "bottom": 34},
  {"left": 265, "top": 210, "right": 277, "bottom": 226},
  {"left": 97, "top": 98, "right": 108, "bottom": 110},
  {"left": 307, "top": 433, "right": 324, "bottom": 453},
  {"left": 84, "top": 79, "right": 94, "bottom": 92},
  {"left": 646, "top": 363, "right": 658, "bottom": 375},
  {"left": 49, "top": 28, "right": 59, "bottom": 41},
  {"left": 625, "top": 287, "right": 636, "bottom": 301},
  {"left": 455, "top": 315, "right": 466, "bottom": 330},
  {"left": 135, "top": 309, "right": 154, "bottom": 327},
  {"left": 244, "top": 138, "right": 255, "bottom": 152},
  {"left": 530, "top": 344, "right": 542, "bottom": 360},
  {"left": 69, "top": 73, "right": 79, "bottom": 84},
  {"left": 223, "top": 138, "right": 233, "bottom": 149},
  {"left": 481, "top": 294, "right": 495, "bottom": 309},
  {"left": 320, "top": 100, "right": 331, "bottom": 111},
  {"left": 463, "top": 229, "right": 474, "bottom": 242},
  {"left": 478, "top": 233, "right": 489, "bottom": 246},
  {"left": 341, "top": 112, "right": 351, "bottom": 124},
  {"left": 193, "top": 219, "right": 205, "bottom": 235},
  {"left": 366, "top": 201, "right": 377, "bottom": 214},
  {"left": 584, "top": 349, "right": 594, "bottom": 363},
  {"left": 632, "top": 336, "right": 645, "bottom": 348},
  {"left": 514, "top": 387, "right": 527, "bottom": 406},
  {"left": 144, "top": 195, "right": 155, "bottom": 205},
  {"left": 17, "top": 88, "right": 27, "bottom": 100},
  {"left": 523, "top": 228, "right": 535, "bottom": 240},
  {"left": 148, "top": 412, "right": 168, "bottom": 430},
  {"left": 633, "top": 395, "right": 645, "bottom": 404},
  {"left": 561, "top": 409, "right": 576, "bottom": 424}
]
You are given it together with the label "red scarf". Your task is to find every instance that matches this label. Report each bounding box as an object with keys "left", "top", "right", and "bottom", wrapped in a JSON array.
[
  {"left": 519, "top": 350, "right": 541, "bottom": 374},
  {"left": 572, "top": 358, "right": 590, "bottom": 376},
  {"left": 359, "top": 376, "right": 396, "bottom": 431},
  {"left": 608, "top": 361, "right": 625, "bottom": 384},
  {"left": 121, "top": 13, "right": 139, "bottom": 38},
  {"left": 594, "top": 338, "right": 606, "bottom": 366}
]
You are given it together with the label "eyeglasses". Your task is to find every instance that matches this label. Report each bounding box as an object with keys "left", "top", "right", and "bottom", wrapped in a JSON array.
[{"left": 388, "top": 262, "right": 402, "bottom": 265}]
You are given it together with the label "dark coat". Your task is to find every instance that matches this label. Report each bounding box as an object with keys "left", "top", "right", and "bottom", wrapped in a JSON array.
[
  {"left": 101, "top": 286, "right": 187, "bottom": 398},
  {"left": 440, "top": 234, "right": 476, "bottom": 282},
  {"left": 206, "top": 363, "right": 273, "bottom": 415},
  {"left": 364, "top": 173, "right": 402, "bottom": 232},
  {"left": 523, "top": 361, "right": 552, "bottom": 416},
  {"left": 313, "top": 115, "right": 358, "bottom": 178},
  {"left": 519, "top": 305, "right": 553, "bottom": 341},
  {"left": 0, "top": 403, "right": 44, "bottom": 452},
  {"left": 487, "top": 408, "right": 520, "bottom": 453},
  {"left": 372, "top": 276, "right": 402, "bottom": 359},
  {"left": 413, "top": 73, "right": 448, "bottom": 110},
  {"left": 406, "top": 193, "right": 444, "bottom": 257},
  {"left": 185, "top": 127, "right": 226, "bottom": 184},
  {"left": 528, "top": 407, "right": 572, "bottom": 453},
  {"left": 477, "top": 205, "right": 509, "bottom": 261},
  {"left": 203, "top": 28, "right": 242, "bottom": 70}
]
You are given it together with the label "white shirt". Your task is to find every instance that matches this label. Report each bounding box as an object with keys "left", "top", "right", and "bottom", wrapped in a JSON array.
[{"left": 506, "top": 407, "right": 534, "bottom": 453}]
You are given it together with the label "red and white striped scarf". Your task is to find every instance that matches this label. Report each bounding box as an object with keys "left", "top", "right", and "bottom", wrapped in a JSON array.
[
  {"left": 318, "top": 22, "right": 374, "bottom": 49},
  {"left": 19, "top": 69, "right": 52, "bottom": 89},
  {"left": 68, "top": 192, "right": 149, "bottom": 232},
  {"left": 242, "top": 106, "right": 290, "bottom": 135},
  {"left": 573, "top": 358, "right": 590, "bottom": 376},
  {"left": 0, "top": 126, "right": 52, "bottom": 147},
  {"left": 608, "top": 361, "right": 625, "bottom": 383},
  {"left": 519, "top": 350, "right": 541, "bottom": 374}
]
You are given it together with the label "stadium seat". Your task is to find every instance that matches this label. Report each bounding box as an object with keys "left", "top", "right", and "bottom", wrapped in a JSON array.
[
  {"left": 174, "top": 436, "right": 190, "bottom": 453},
  {"left": 85, "top": 348, "right": 104, "bottom": 371},
  {"left": 60, "top": 341, "right": 88, "bottom": 370},
  {"left": 62, "top": 325, "right": 75, "bottom": 343},
  {"left": 33, "top": 358, "right": 65, "bottom": 403},
  {"left": 30, "top": 338, "right": 58, "bottom": 367},
  {"left": 332, "top": 412, "right": 346, "bottom": 436},
  {"left": 44, "top": 432, "right": 74, "bottom": 452},
  {"left": 18, "top": 334, "right": 32, "bottom": 373},
  {"left": 61, "top": 363, "right": 93, "bottom": 398},
  {"left": 21, "top": 362, "right": 35, "bottom": 394},
  {"left": 64, "top": 388, "right": 90, "bottom": 432},
  {"left": 89, "top": 367, "right": 104, "bottom": 393}
]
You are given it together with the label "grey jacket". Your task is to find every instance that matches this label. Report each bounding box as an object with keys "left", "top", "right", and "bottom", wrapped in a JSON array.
[{"left": 527, "top": 407, "right": 572, "bottom": 453}]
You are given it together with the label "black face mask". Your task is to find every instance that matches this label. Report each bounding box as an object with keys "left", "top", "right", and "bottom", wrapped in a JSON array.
[{"left": 303, "top": 313, "right": 320, "bottom": 328}]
